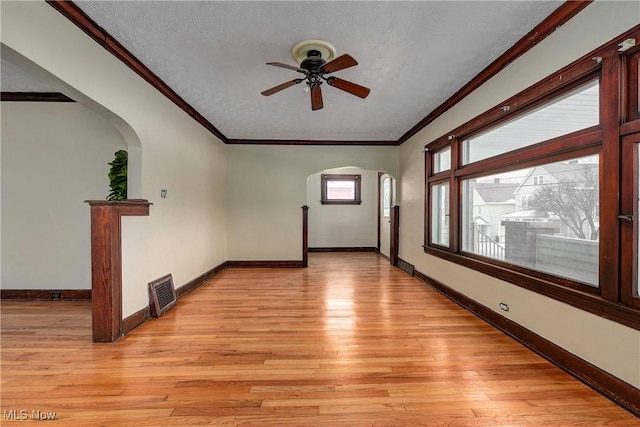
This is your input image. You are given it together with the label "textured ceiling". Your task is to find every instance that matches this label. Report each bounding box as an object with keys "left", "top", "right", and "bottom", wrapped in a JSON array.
[
  {"left": 2, "top": 1, "right": 564, "bottom": 142},
  {"left": 1, "top": 58, "right": 56, "bottom": 92}
]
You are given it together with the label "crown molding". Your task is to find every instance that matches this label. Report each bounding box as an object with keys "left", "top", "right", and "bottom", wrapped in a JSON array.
[{"left": 46, "top": 1, "right": 591, "bottom": 146}]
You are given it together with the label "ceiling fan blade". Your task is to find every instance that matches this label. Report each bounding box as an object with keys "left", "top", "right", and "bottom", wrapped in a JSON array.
[
  {"left": 261, "top": 79, "right": 303, "bottom": 96},
  {"left": 311, "top": 86, "right": 323, "bottom": 111},
  {"left": 321, "top": 54, "right": 358, "bottom": 74},
  {"left": 326, "top": 77, "right": 370, "bottom": 99},
  {"left": 266, "top": 62, "right": 306, "bottom": 73}
]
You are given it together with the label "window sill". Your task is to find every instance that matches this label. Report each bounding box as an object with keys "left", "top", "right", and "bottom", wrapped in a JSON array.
[
  {"left": 321, "top": 200, "right": 362, "bottom": 205},
  {"left": 422, "top": 244, "right": 640, "bottom": 331}
]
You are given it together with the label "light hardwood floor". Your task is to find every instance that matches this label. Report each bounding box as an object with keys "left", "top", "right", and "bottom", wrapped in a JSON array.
[{"left": 1, "top": 253, "right": 637, "bottom": 426}]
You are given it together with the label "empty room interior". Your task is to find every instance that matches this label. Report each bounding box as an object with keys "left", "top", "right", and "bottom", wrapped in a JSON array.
[{"left": 1, "top": 0, "right": 639, "bottom": 425}]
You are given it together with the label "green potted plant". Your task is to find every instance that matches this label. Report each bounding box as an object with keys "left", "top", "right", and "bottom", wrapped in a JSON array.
[{"left": 107, "top": 150, "right": 128, "bottom": 201}]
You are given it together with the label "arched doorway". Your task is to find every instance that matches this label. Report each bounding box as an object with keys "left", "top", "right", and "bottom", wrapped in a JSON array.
[{"left": 305, "top": 166, "right": 396, "bottom": 260}]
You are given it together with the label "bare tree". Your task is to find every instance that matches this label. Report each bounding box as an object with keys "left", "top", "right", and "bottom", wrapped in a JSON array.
[{"left": 532, "top": 165, "right": 599, "bottom": 240}]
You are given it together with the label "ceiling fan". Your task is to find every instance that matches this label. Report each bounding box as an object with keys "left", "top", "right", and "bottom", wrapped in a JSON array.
[{"left": 261, "top": 40, "right": 370, "bottom": 111}]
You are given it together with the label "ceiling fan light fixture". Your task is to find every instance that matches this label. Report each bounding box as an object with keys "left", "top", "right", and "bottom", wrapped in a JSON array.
[{"left": 292, "top": 39, "right": 336, "bottom": 64}]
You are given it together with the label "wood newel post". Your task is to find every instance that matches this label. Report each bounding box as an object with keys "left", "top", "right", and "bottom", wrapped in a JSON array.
[
  {"left": 390, "top": 205, "right": 400, "bottom": 267},
  {"left": 302, "top": 205, "right": 309, "bottom": 268},
  {"left": 86, "top": 200, "right": 151, "bottom": 342}
]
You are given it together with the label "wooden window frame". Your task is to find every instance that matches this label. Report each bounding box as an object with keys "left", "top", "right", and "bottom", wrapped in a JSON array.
[
  {"left": 423, "top": 26, "right": 640, "bottom": 331},
  {"left": 620, "top": 133, "right": 640, "bottom": 309},
  {"left": 321, "top": 174, "right": 362, "bottom": 205}
]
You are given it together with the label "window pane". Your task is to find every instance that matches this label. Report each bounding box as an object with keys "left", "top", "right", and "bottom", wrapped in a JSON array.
[
  {"left": 383, "top": 177, "right": 391, "bottom": 217},
  {"left": 434, "top": 147, "right": 451, "bottom": 173},
  {"left": 636, "top": 55, "right": 640, "bottom": 116},
  {"left": 463, "top": 80, "right": 599, "bottom": 164},
  {"left": 327, "top": 180, "right": 355, "bottom": 200},
  {"left": 462, "top": 155, "right": 599, "bottom": 286},
  {"left": 431, "top": 183, "right": 449, "bottom": 246}
]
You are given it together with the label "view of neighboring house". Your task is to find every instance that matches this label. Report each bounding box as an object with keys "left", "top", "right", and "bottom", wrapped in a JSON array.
[
  {"left": 470, "top": 180, "right": 517, "bottom": 243},
  {"left": 511, "top": 158, "right": 599, "bottom": 240},
  {"left": 465, "top": 157, "right": 600, "bottom": 285}
]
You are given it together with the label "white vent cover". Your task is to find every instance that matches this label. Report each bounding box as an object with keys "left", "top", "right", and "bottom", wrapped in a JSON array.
[{"left": 148, "top": 274, "right": 177, "bottom": 317}]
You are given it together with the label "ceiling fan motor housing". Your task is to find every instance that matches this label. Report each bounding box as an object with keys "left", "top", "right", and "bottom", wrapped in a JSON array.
[{"left": 300, "top": 50, "right": 326, "bottom": 72}]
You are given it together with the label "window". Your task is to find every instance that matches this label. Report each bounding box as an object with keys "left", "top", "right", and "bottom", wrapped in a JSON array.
[
  {"left": 433, "top": 147, "right": 451, "bottom": 173},
  {"left": 383, "top": 176, "right": 391, "bottom": 217},
  {"left": 461, "top": 156, "right": 599, "bottom": 286},
  {"left": 431, "top": 182, "right": 450, "bottom": 247},
  {"left": 424, "top": 26, "right": 640, "bottom": 330},
  {"left": 321, "top": 174, "right": 361, "bottom": 205},
  {"left": 462, "top": 80, "right": 599, "bottom": 165}
]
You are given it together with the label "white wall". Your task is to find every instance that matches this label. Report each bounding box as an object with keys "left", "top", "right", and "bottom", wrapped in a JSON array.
[
  {"left": 1, "top": 1, "right": 228, "bottom": 318},
  {"left": 399, "top": 1, "right": 640, "bottom": 388},
  {"left": 306, "top": 167, "right": 378, "bottom": 248},
  {"left": 227, "top": 145, "right": 398, "bottom": 261},
  {"left": 1, "top": 102, "right": 126, "bottom": 290}
]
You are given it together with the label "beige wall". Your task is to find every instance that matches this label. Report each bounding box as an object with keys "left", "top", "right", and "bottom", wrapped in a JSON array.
[
  {"left": 399, "top": 1, "right": 640, "bottom": 388},
  {"left": 1, "top": 102, "right": 127, "bottom": 290},
  {"left": 227, "top": 145, "right": 398, "bottom": 261},
  {"left": 307, "top": 167, "right": 379, "bottom": 248},
  {"left": 1, "top": 1, "right": 228, "bottom": 318}
]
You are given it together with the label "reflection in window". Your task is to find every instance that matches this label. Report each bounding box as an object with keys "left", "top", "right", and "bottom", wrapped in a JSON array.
[
  {"left": 431, "top": 183, "right": 450, "bottom": 247},
  {"left": 463, "top": 80, "right": 599, "bottom": 164},
  {"left": 321, "top": 174, "right": 361, "bottom": 205},
  {"left": 434, "top": 147, "right": 451, "bottom": 173},
  {"left": 383, "top": 177, "right": 391, "bottom": 217},
  {"left": 327, "top": 180, "right": 355, "bottom": 200},
  {"left": 461, "top": 155, "right": 599, "bottom": 286}
]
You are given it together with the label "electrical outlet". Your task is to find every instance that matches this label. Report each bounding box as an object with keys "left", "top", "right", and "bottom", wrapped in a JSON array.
[
  {"left": 50, "top": 291, "right": 62, "bottom": 300},
  {"left": 160, "top": 189, "right": 168, "bottom": 199},
  {"left": 499, "top": 302, "right": 509, "bottom": 312}
]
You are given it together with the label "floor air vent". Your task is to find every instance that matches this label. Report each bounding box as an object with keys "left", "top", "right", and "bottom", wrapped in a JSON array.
[{"left": 149, "top": 274, "right": 177, "bottom": 317}]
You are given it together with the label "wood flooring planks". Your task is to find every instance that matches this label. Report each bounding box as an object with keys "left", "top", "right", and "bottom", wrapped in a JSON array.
[{"left": 1, "top": 253, "right": 637, "bottom": 425}]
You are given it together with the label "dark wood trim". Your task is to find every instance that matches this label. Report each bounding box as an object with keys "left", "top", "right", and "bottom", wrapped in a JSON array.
[
  {"left": 175, "top": 261, "right": 229, "bottom": 299},
  {"left": 0, "top": 289, "right": 91, "bottom": 300},
  {"left": 1, "top": 92, "right": 75, "bottom": 102},
  {"left": 46, "top": 1, "right": 227, "bottom": 143},
  {"left": 227, "top": 261, "right": 304, "bottom": 268},
  {"left": 599, "top": 48, "right": 622, "bottom": 303},
  {"left": 398, "top": 1, "right": 593, "bottom": 144},
  {"left": 85, "top": 199, "right": 151, "bottom": 343},
  {"left": 377, "top": 172, "right": 383, "bottom": 252},
  {"left": 390, "top": 205, "right": 400, "bottom": 267},
  {"left": 422, "top": 245, "right": 640, "bottom": 331},
  {"left": 624, "top": 49, "right": 640, "bottom": 122},
  {"left": 226, "top": 139, "right": 398, "bottom": 146},
  {"left": 121, "top": 306, "right": 149, "bottom": 336},
  {"left": 411, "top": 268, "right": 640, "bottom": 417},
  {"left": 308, "top": 247, "right": 378, "bottom": 253},
  {"left": 302, "top": 206, "right": 309, "bottom": 268},
  {"left": 621, "top": 119, "right": 640, "bottom": 137}
]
